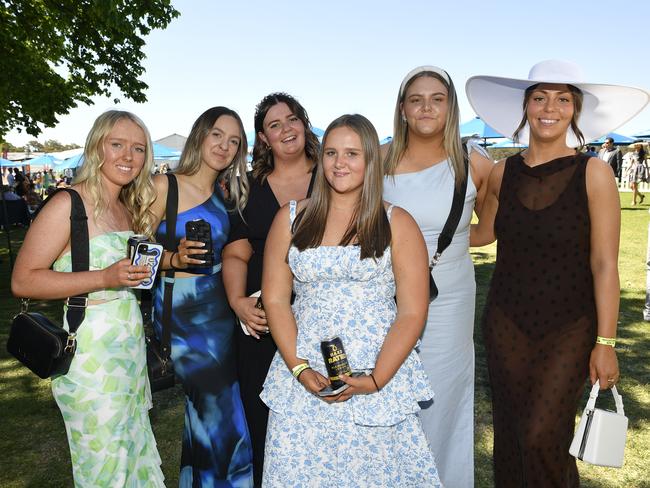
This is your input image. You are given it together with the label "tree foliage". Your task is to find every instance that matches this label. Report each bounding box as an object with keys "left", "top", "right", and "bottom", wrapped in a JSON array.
[{"left": 0, "top": 1, "right": 179, "bottom": 138}]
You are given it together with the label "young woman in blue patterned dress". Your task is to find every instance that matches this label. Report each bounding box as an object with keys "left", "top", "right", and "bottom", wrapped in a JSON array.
[
  {"left": 151, "top": 107, "right": 253, "bottom": 487},
  {"left": 12, "top": 111, "right": 164, "bottom": 487},
  {"left": 260, "top": 114, "right": 442, "bottom": 487}
]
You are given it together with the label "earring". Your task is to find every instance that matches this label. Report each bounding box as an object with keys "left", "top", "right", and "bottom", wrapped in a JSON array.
[{"left": 401, "top": 113, "right": 407, "bottom": 122}]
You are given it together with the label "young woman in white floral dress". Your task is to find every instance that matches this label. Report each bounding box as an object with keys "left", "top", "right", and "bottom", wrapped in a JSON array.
[{"left": 260, "top": 114, "right": 442, "bottom": 487}]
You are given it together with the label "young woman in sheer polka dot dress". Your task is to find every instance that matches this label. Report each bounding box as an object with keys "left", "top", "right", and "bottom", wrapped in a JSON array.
[{"left": 468, "top": 60, "right": 649, "bottom": 487}]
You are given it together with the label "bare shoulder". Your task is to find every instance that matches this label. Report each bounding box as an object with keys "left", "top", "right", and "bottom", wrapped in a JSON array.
[
  {"left": 470, "top": 149, "right": 494, "bottom": 172},
  {"left": 152, "top": 173, "right": 170, "bottom": 192},
  {"left": 33, "top": 189, "right": 72, "bottom": 224},
  {"left": 385, "top": 204, "right": 418, "bottom": 232},
  {"left": 586, "top": 156, "right": 615, "bottom": 180}
]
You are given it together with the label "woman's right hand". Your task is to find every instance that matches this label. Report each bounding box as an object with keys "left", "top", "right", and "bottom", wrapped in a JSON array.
[
  {"left": 102, "top": 258, "right": 151, "bottom": 288},
  {"left": 297, "top": 368, "right": 331, "bottom": 398},
  {"left": 233, "top": 296, "right": 268, "bottom": 339}
]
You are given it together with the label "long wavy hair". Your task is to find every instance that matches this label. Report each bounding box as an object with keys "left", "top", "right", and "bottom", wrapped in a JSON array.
[
  {"left": 384, "top": 69, "right": 466, "bottom": 189},
  {"left": 251, "top": 92, "right": 319, "bottom": 182},
  {"left": 513, "top": 84, "right": 585, "bottom": 148},
  {"left": 292, "top": 114, "right": 391, "bottom": 260},
  {"left": 175, "top": 107, "right": 249, "bottom": 213},
  {"left": 74, "top": 110, "right": 157, "bottom": 237}
]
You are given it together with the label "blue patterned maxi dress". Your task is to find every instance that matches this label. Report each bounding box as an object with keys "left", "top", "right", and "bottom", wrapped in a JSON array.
[
  {"left": 260, "top": 203, "right": 442, "bottom": 487},
  {"left": 154, "top": 190, "right": 253, "bottom": 487}
]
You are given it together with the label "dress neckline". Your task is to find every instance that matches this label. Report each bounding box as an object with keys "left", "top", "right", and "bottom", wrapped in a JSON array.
[
  {"left": 513, "top": 153, "right": 582, "bottom": 177},
  {"left": 389, "top": 158, "right": 449, "bottom": 177}
]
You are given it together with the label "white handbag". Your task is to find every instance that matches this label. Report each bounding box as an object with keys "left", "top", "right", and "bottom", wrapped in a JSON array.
[{"left": 569, "top": 382, "right": 628, "bottom": 468}]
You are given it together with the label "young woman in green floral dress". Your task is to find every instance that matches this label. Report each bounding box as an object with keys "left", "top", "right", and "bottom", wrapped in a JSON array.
[{"left": 11, "top": 111, "right": 165, "bottom": 487}]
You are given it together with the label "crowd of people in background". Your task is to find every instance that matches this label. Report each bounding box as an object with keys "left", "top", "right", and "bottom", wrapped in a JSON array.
[
  {"left": 7, "top": 58, "right": 650, "bottom": 488},
  {"left": 1, "top": 167, "right": 75, "bottom": 212}
]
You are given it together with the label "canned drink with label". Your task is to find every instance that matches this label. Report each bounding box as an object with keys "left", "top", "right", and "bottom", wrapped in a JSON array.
[
  {"left": 127, "top": 235, "right": 149, "bottom": 260},
  {"left": 320, "top": 336, "right": 352, "bottom": 389}
]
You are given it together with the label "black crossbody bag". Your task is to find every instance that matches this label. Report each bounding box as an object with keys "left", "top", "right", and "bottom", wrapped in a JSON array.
[
  {"left": 142, "top": 173, "right": 178, "bottom": 392},
  {"left": 6, "top": 189, "right": 89, "bottom": 379},
  {"left": 428, "top": 148, "right": 469, "bottom": 302}
]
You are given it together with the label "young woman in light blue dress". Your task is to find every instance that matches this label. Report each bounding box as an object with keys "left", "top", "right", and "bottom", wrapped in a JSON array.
[
  {"left": 383, "top": 66, "right": 493, "bottom": 488},
  {"left": 260, "top": 114, "right": 441, "bottom": 487}
]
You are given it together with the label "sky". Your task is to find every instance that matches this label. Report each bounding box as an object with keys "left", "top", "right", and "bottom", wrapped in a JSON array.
[{"left": 7, "top": 0, "right": 650, "bottom": 147}]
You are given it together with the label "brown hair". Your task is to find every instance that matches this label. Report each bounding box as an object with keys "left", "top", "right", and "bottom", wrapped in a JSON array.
[
  {"left": 251, "top": 92, "right": 319, "bottom": 182},
  {"left": 513, "top": 84, "right": 585, "bottom": 148},
  {"left": 292, "top": 114, "right": 391, "bottom": 260}
]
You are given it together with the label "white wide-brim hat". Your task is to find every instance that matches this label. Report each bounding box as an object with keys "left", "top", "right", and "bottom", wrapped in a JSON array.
[{"left": 465, "top": 59, "right": 650, "bottom": 147}]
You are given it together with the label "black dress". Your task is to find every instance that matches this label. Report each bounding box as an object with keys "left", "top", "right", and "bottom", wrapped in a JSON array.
[
  {"left": 227, "top": 171, "right": 314, "bottom": 487},
  {"left": 483, "top": 153, "right": 597, "bottom": 487}
]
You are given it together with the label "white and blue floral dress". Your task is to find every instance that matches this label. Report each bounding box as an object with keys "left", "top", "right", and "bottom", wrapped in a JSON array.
[{"left": 260, "top": 203, "right": 442, "bottom": 487}]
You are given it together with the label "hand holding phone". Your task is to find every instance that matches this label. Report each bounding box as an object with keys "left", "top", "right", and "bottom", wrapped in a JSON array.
[
  {"left": 185, "top": 219, "right": 213, "bottom": 267},
  {"left": 130, "top": 242, "right": 163, "bottom": 289}
]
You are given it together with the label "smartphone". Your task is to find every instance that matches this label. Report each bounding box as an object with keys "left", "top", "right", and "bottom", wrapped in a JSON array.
[
  {"left": 317, "top": 371, "right": 365, "bottom": 397},
  {"left": 130, "top": 242, "right": 163, "bottom": 289},
  {"left": 185, "top": 219, "right": 213, "bottom": 267}
]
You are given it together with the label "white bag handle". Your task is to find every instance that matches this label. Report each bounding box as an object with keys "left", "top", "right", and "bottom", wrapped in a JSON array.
[{"left": 585, "top": 382, "right": 625, "bottom": 416}]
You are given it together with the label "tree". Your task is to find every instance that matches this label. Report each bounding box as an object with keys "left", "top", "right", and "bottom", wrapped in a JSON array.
[{"left": 0, "top": 1, "right": 179, "bottom": 138}]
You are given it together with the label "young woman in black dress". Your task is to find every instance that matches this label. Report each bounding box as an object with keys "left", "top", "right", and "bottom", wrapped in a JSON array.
[
  {"left": 222, "top": 92, "right": 319, "bottom": 486},
  {"left": 468, "top": 60, "right": 649, "bottom": 487}
]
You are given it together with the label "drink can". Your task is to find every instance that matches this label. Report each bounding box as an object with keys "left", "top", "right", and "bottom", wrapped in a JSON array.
[
  {"left": 127, "top": 234, "right": 149, "bottom": 260},
  {"left": 320, "top": 336, "right": 352, "bottom": 389}
]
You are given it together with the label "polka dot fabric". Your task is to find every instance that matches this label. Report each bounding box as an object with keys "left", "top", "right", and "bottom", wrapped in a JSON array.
[{"left": 483, "top": 153, "right": 597, "bottom": 487}]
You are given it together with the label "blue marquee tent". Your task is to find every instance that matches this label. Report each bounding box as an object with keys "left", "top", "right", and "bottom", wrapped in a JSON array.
[
  {"left": 460, "top": 117, "right": 502, "bottom": 139},
  {"left": 591, "top": 132, "right": 636, "bottom": 145}
]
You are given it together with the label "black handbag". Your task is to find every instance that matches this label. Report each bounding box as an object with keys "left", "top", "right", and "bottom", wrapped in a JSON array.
[
  {"left": 6, "top": 189, "right": 89, "bottom": 378},
  {"left": 141, "top": 173, "right": 178, "bottom": 392},
  {"left": 428, "top": 147, "right": 469, "bottom": 302}
]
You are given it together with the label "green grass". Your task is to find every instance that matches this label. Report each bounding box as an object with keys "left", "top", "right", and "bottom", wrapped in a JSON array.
[{"left": 1, "top": 193, "right": 649, "bottom": 487}]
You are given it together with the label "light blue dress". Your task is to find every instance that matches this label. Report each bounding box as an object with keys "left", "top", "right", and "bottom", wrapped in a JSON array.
[
  {"left": 383, "top": 152, "right": 478, "bottom": 488},
  {"left": 260, "top": 203, "right": 442, "bottom": 488}
]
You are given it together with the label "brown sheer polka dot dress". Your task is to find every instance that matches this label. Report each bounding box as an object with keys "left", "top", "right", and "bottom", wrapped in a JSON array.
[{"left": 483, "top": 153, "right": 597, "bottom": 487}]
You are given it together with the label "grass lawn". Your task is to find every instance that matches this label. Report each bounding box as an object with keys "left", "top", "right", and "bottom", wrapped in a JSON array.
[{"left": 1, "top": 193, "right": 649, "bottom": 487}]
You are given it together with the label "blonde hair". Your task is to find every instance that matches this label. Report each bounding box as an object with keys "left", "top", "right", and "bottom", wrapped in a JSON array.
[
  {"left": 384, "top": 69, "right": 466, "bottom": 189},
  {"left": 175, "top": 107, "right": 249, "bottom": 213},
  {"left": 74, "top": 110, "right": 157, "bottom": 237},
  {"left": 292, "top": 114, "right": 390, "bottom": 260}
]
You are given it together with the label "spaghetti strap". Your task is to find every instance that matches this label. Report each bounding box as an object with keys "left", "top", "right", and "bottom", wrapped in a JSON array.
[{"left": 289, "top": 200, "right": 297, "bottom": 228}]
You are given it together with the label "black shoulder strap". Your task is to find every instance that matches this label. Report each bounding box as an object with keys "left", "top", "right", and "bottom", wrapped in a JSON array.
[
  {"left": 433, "top": 144, "right": 469, "bottom": 264},
  {"left": 160, "top": 173, "right": 179, "bottom": 358},
  {"left": 57, "top": 188, "right": 89, "bottom": 334},
  {"left": 163, "top": 173, "right": 179, "bottom": 250},
  {"left": 306, "top": 168, "right": 317, "bottom": 197}
]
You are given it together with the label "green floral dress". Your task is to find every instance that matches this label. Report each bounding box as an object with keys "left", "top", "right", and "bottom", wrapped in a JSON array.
[{"left": 52, "top": 231, "right": 164, "bottom": 487}]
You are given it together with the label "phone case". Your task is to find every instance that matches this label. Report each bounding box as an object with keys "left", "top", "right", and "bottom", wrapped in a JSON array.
[
  {"left": 130, "top": 242, "right": 163, "bottom": 289},
  {"left": 185, "top": 219, "right": 213, "bottom": 267}
]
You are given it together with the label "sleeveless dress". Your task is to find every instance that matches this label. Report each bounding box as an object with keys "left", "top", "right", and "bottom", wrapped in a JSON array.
[
  {"left": 154, "top": 190, "right": 253, "bottom": 487},
  {"left": 383, "top": 153, "right": 478, "bottom": 488},
  {"left": 483, "top": 153, "right": 597, "bottom": 487},
  {"left": 227, "top": 172, "right": 315, "bottom": 487},
  {"left": 52, "top": 231, "right": 165, "bottom": 487},
  {"left": 260, "top": 203, "right": 441, "bottom": 488}
]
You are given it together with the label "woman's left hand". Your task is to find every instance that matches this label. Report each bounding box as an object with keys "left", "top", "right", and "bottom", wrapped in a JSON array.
[
  {"left": 589, "top": 344, "right": 619, "bottom": 389},
  {"left": 332, "top": 373, "right": 380, "bottom": 402}
]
